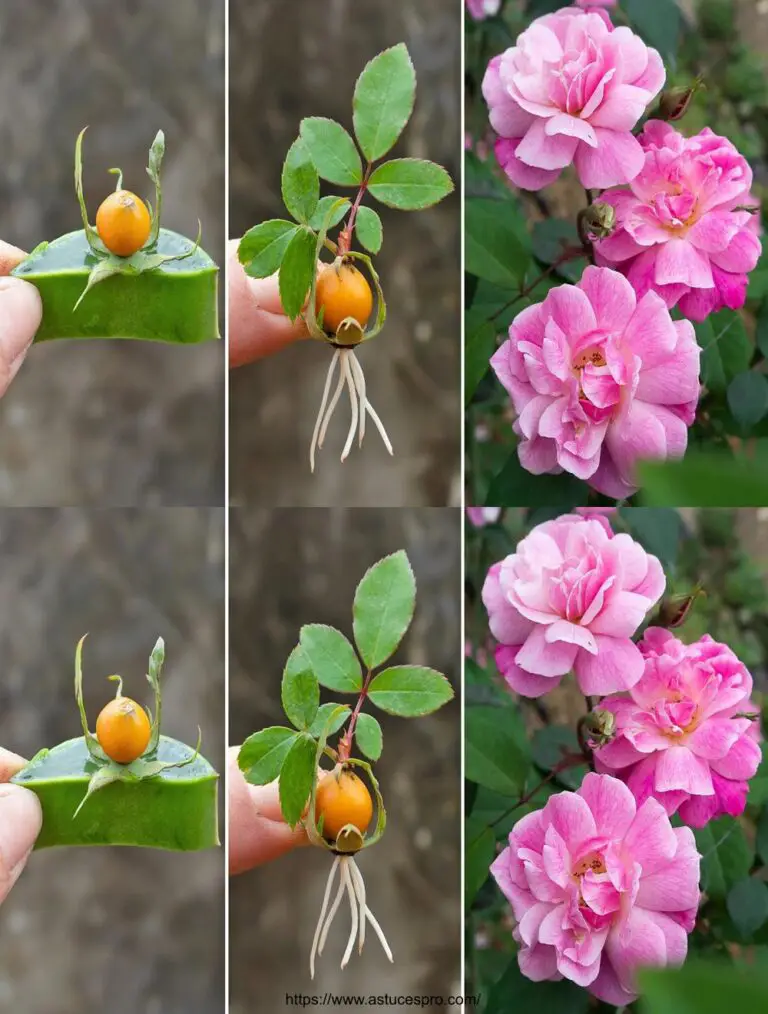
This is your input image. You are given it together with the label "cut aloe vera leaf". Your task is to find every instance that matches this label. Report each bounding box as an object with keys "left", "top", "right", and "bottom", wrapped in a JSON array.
[
  {"left": 11, "top": 735, "right": 219, "bottom": 851},
  {"left": 12, "top": 228, "right": 219, "bottom": 344}
]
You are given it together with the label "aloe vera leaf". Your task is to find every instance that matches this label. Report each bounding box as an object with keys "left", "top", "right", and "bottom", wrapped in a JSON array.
[
  {"left": 11, "top": 735, "right": 219, "bottom": 851},
  {"left": 12, "top": 229, "right": 219, "bottom": 344}
]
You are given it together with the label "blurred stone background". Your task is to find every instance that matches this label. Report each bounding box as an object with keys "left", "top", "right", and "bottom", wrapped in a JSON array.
[
  {"left": 229, "top": 0, "right": 461, "bottom": 507},
  {"left": 229, "top": 508, "right": 461, "bottom": 1011},
  {"left": 0, "top": 0, "right": 224, "bottom": 506},
  {"left": 0, "top": 508, "right": 225, "bottom": 1014}
]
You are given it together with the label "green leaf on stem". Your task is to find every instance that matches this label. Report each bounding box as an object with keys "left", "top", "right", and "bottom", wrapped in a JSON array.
[
  {"left": 278, "top": 733, "right": 317, "bottom": 829},
  {"left": 238, "top": 220, "right": 298, "bottom": 278},
  {"left": 281, "top": 137, "right": 319, "bottom": 225},
  {"left": 309, "top": 196, "right": 351, "bottom": 231},
  {"left": 238, "top": 726, "right": 298, "bottom": 785},
  {"left": 367, "top": 158, "right": 453, "bottom": 210},
  {"left": 465, "top": 320, "right": 497, "bottom": 406},
  {"left": 278, "top": 225, "right": 316, "bottom": 322},
  {"left": 620, "top": 507, "right": 682, "bottom": 568},
  {"left": 281, "top": 645, "right": 320, "bottom": 730},
  {"left": 487, "top": 453, "right": 588, "bottom": 508},
  {"left": 487, "top": 960, "right": 589, "bottom": 1014},
  {"left": 352, "top": 43, "right": 416, "bottom": 163},
  {"left": 639, "top": 959, "right": 768, "bottom": 1014},
  {"left": 638, "top": 452, "right": 768, "bottom": 507},
  {"left": 308, "top": 702, "right": 351, "bottom": 738},
  {"left": 726, "top": 877, "right": 768, "bottom": 938},
  {"left": 624, "top": 0, "right": 680, "bottom": 60},
  {"left": 299, "top": 117, "right": 363, "bottom": 186},
  {"left": 354, "top": 713, "right": 383, "bottom": 761},
  {"left": 353, "top": 549, "right": 416, "bottom": 669},
  {"left": 728, "top": 371, "right": 768, "bottom": 430},
  {"left": 367, "top": 665, "right": 453, "bottom": 717},
  {"left": 466, "top": 197, "right": 529, "bottom": 289},
  {"left": 697, "top": 312, "right": 752, "bottom": 394},
  {"left": 466, "top": 706, "right": 529, "bottom": 796},
  {"left": 355, "top": 206, "right": 383, "bottom": 254},
  {"left": 465, "top": 818, "right": 495, "bottom": 906},
  {"left": 694, "top": 816, "right": 754, "bottom": 899},
  {"left": 299, "top": 624, "right": 363, "bottom": 693}
]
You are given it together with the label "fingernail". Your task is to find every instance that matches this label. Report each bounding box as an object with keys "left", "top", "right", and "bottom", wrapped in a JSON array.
[{"left": 0, "top": 785, "right": 42, "bottom": 872}]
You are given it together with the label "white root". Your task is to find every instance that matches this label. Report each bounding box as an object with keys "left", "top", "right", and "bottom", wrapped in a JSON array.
[
  {"left": 309, "top": 347, "right": 394, "bottom": 468},
  {"left": 318, "top": 862, "right": 347, "bottom": 957},
  {"left": 318, "top": 355, "right": 347, "bottom": 451},
  {"left": 310, "top": 351, "right": 339, "bottom": 473},
  {"left": 349, "top": 858, "right": 393, "bottom": 963},
  {"left": 349, "top": 350, "right": 366, "bottom": 446},
  {"left": 349, "top": 856, "right": 366, "bottom": 953},
  {"left": 310, "top": 856, "right": 340, "bottom": 980},
  {"left": 311, "top": 855, "right": 394, "bottom": 974},
  {"left": 340, "top": 858, "right": 359, "bottom": 970},
  {"left": 340, "top": 352, "right": 358, "bottom": 463},
  {"left": 348, "top": 353, "right": 393, "bottom": 456}
]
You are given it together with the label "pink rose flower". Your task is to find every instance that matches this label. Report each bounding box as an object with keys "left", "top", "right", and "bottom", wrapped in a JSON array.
[
  {"left": 491, "top": 266, "right": 701, "bottom": 499},
  {"left": 595, "top": 121, "right": 762, "bottom": 322},
  {"left": 482, "top": 513, "right": 665, "bottom": 697},
  {"left": 491, "top": 773, "right": 700, "bottom": 1005},
  {"left": 594, "top": 628, "right": 762, "bottom": 827},
  {"left": 466, "top": 0, "right": 501, "bottom": 20},
  {"left": 467, "top": 507, "right": 502, "bottom": 527},
  {"left": 482, "top": 10, "right": 664, "bottom": 191}
]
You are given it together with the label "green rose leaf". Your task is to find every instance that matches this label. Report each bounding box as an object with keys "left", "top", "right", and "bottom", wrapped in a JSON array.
[
  {"left": 355, "top": 713, "right": 383, "bottom": 761},
  {"left": 367, "top": 665, "right": 454, "bottom": 717},
  {"left": 727, "top": 371, "right": 768, "bottom": 431},
  {"left": 282, "top": 137, "right": 319, "bottom": 225},
  {"left": 466, "top": 197, "right": 530, "bottom": 289},
  {"left": 309, "top": 702, "right": 351, "bottom": 738},
  {"left": 309, "top": 196, "right": 351, "bottom": 231},
  {"left": 726, "top": 877, "right": 768, "bottom": 938},
  {"left": 353, "top": 549, "right": 416, "bottom": 669},
  {"left": 299, "top": 623, "right": 363, "bottom": 693},
  {"left": 300, "top": 117, "right": 363, "bottom": 186},
  {"left": 238, "top": 727, "right": 298, "bottom": 786},
  {"left": 278, "top": 225, "right": 316, "bottom": 322},
  {"left": 238, "top": 220, "right": 298, "bottom": 279},
  {"left": 355, "top": 206, "right": 383, "bottom": 254},
  {"left": 353, "top": 43, "right": 416, "bottom": 163},
  {"left": 466, "top": 706, "right": 530, "bottom": 796},
  {"left": 465, "top": 818, "right": 496, "bottom": 906},
  {"left": 367, "top": 159, "right": 453, "bottom": 210},
  {"left": 278, "top": 733, "right": 317, "bottom": 829},
  {"left": 694, "top": 816, "right": 754, "bottom": 899},
  {"left": 639, "top": 960, "right": 768, "bottom": 1014},
  {"left": 465, "top": 320, "right": 497, "bottom": 406},
  {"left": 281, "top": 644, "right": 320, "bottom": 730}
]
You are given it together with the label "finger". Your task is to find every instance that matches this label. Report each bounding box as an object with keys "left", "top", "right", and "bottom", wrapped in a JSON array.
[
  {"left": 228, "top": 747, "right": 308, "bottom": 875},
  {"left": 0, "top": 240, "right": 29, "bottom": 277},
  {"left": 0, "top": 747, "right": 27, "bottom": 783},
  {"left": 0, "top": 276, "right": 42, "bottom": 396},
  {"left": 0, "top": 784, "right": 42, "bottom": 903},
  {"left": 227, "top": 239, "right": 308, "bottom": 368}
]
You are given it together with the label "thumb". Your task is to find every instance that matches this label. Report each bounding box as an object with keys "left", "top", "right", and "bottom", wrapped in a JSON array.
[
  {"left": 0, "top": 784, "right": 42, "bottom": 903},
  {"left": 0, "top": 275, "right": 42, "bottom": 396}
]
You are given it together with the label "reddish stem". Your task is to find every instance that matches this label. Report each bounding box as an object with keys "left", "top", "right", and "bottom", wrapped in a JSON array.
[
  {"left": 337, "top": 164, "right": 371, "bottom": 256},
  {"left": 337, "top": 670, "right": 373, "bottom": 762}
]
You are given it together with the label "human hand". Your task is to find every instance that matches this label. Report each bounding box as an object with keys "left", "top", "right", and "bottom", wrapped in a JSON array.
[
  {"left": 0, "top": 241, "right": 42, "bottom": 395},
  {"left": 228, "top": 239, "right": 309, "bottom": 368},
  {"left": 228, "top": 746, "right": 308, "bottom": 874},
  {"left": 0, "top": 747, "right": 42, "bottom": 904}
]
